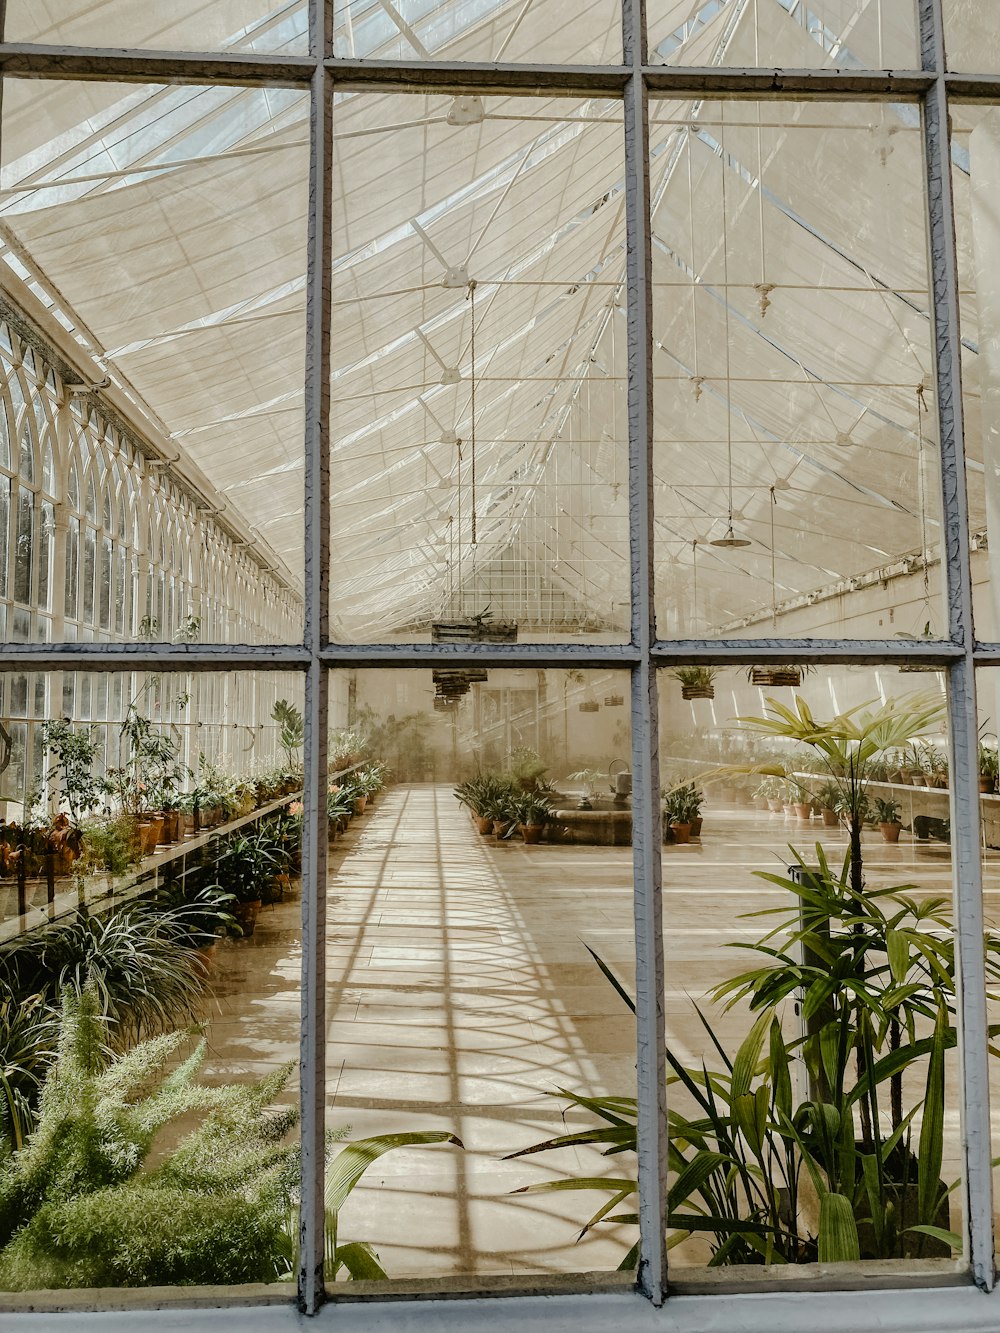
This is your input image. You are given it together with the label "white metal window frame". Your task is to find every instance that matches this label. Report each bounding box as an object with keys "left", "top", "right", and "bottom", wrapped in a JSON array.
[{"left": 5, "top": 0, "right": 1000, "bottom": 1329}]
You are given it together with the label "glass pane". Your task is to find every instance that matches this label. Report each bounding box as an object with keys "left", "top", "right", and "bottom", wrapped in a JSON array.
[
  {"left": 331, "top": 93, "right": 628, "bottom": 644},
  {"left": 334, "top": 0, "right": 620, "bottom": 62},
  {"left": 943, "top": 0, "right": 1000, "bottom": 71},
  {"left": 324, "top": 666, "right": 635, "bottom": 1284},
  {"left": 951, "top": 104, "right": 1000, "bottom": 640},
  {"left": 651, "top": 99, "right": 941, "bottom": 642},
  {"left": 658, "top": 664, "right": 964, "bottom": 1275},
  {"left": 0, "top": 668, "right": 305, "bottom": 1294},
  {"left": 1, "top": 79, "right": 309, "bottom": 644},
  {"left": 13, "top": 487, "right": 33, "bottom": 606},
  {"left": 651, "top": 0, "right": 917, "bottom": 68},
  {"left": 5, "top": 1, "right": 309, "bottom": 54}
]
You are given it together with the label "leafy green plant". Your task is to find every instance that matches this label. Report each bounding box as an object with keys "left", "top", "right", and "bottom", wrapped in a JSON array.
[
  {"left": 507, "top": 746, "right": 547, "bottom": 787},
  {"left": 671, "top": 666, "right": 718, "bottom": 691},
  {"left": 0, "top": 903, "right": 209, "bottom": 1049},
  {"left": 271, "top": 699, "right": 304, "bottom": 770},
  {"left": 79, "top": 815, "right": 141, "bottom": 883},
  {"left": 663, "top": 781, "right": 702, "bottom": 825},
  {"left": 872, "top": 796, "right": 902, "bottom": 825},
  {"left": 512, "top": 789, "right": 552, "bottom": 827},
  {"left": 40, "top": 721, "right": 112, "bottom": 826},
  {"left": 211, "top": 827, "right": 280, "bottom": 905},
  {"left": 0, "top": 993, "right": 461, "bottom": 1289}
]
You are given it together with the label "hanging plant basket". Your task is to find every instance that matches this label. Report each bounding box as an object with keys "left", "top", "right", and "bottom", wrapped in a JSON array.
[
  {"left": 578, "top": 701, "right": 600, "bottom": 713},
  {"left": 750, "top": 666, "right": 802, "bottom": 688},
  {"left": 681, "top": 684, "right": 715, "bottom": 700},
  {"left": 603, "top": 694, "right": 624, "bottom": 707}
]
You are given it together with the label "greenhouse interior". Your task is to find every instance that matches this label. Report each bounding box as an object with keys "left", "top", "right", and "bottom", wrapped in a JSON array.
[{"left": 7, "top": 3, "right": 1000, "bottom": 1330}]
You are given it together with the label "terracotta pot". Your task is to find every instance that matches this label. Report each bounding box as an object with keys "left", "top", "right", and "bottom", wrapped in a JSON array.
[
  {"left": 232, "top": 899, "right": 262, "bottom": 936},
  {"left": 492, "top": 819, "right": 513, "bottom": 838},
  {"left": 475, "top": 815, "right": 493, "bottom": 835},
  {"left": 793, "top": 803, "right": 812, "bottom": 820},
  {"left": 880, "top": 822, "right": 902, "bottom": 843},
  {"left": 690, "top": 816, "right": 703, "bottom": 838},
  {"left": 194, "top": 938, "right": 220, "bottom": 975},
  {"left": 821, "top": 808, "right": 839, "bottom": 827},
  {"left": 353, "top": 795, "right": 367, "bottom": 816},
  {"left": 980, "top": 775, "right": 995, "bottom": 794},
  {"left": 520, "top": 823, "right": 544, "bottom": 844},
  {"left": 670, "top": 822, "right": 691, "bottom": 844},
  {"left": 767, "top": 799, "right": 783, "bottom": 813}
]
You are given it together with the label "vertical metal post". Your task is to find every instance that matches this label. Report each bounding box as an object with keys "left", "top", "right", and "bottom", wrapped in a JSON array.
[
  {"left": 919, "top": 0, "right": 996, "bottom": 1291},
  {"left": 298, "top": 0, "right": 333, "bottom": 1315},
  {"left": 623, "top": 0, "right": 668, "bottom": 1304}
]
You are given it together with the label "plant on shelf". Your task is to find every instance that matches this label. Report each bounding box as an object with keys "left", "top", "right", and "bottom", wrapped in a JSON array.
[
  {"left": 40, "top": 720, "right": 113, "bottom": 827},
  {"left": 211, "top": 826, "right": 282, "bottom": 934},
  {"left": 271, "top": 699, "right": 304, "bottom": 771},
  {"left": 978, "top": 739, "right": 998, "bottom": 794},
  {"left": 78, "top": 814, "right": 142, "bottom": 886},
  {"left": 671, "top": 666, "right": 719, "bottom": 700}
]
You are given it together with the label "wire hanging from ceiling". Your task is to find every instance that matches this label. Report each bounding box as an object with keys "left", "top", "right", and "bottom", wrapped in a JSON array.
[
  {"left": 468, "top": 278, "right": 478, "bottom": 545},
  {"left": 711, "top": 112, "right": 751, "bottom": 550},
  {"left": 770, "top": 484, "right": 778, "bottom": 628}
]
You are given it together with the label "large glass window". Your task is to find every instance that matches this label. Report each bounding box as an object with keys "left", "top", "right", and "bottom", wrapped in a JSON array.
[{"left": 1, "top": 3, "right": 1000, "bottom": 1329}]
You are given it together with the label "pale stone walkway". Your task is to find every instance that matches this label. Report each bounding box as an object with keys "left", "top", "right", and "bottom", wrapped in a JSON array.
[{"left": 199, "top": 784, "right": 1000, "bottom": 1280}]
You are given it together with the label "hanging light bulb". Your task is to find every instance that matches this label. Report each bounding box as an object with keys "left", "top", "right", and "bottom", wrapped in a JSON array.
[{"left": 711, "top": 521, "right": 751, "bottom": 549}]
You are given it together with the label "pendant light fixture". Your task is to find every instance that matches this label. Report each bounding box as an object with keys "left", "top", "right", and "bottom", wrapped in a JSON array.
[{"left": 710, "top": 113, "right": 751, "bottom": 550}]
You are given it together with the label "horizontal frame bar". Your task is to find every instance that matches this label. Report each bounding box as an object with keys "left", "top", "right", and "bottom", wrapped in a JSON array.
[
  {"left": 651, "top": 639, "right": 966, "bottom": 664},
  {"left": 0, "top": 644, "right": 311, "bottom": 670},
  {"left": 5, "top": 44, "right": 1000, "bottom": 102},
  {"left": 0, "top": 639, "right": 993, "bottom": 671}
]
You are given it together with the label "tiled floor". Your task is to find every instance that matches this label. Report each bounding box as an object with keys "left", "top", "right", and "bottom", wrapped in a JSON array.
[{"left": 198, "top": 785, "right": 1000, "bottom": 1279}]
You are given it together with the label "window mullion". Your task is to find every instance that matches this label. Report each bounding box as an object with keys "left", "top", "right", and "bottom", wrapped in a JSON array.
[
  {"left": 298, "top": 0, "right": 334, "bottom": 1315},
  {"left": 919, "top": 0, "right": 996, "bottom": 1291},
  {"left": 624, "top": 0, "right": 667, "bottom": 1305}
]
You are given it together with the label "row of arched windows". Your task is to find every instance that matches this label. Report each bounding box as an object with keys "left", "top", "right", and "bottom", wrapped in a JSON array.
[{"left": 0, "top": 322, "right": 301, "bottom": 647}]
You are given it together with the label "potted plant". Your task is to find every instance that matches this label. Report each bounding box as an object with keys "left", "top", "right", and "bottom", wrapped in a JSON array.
[
  {"left": 671, "top": 666, "right": 719, "bottom": 700},
  {"left": 978, "top": 739, "right": 998, "bottom": 794},
  {"left": 513, "top": 790, "right": 551, "bottom": 844},
  {"left": 814, "top": 779, "right": 842, "bottom": 827},
  {"left": 663, "top": 781, "right": 700, "bottom": 843},
  {"left": 482, "top": 780, "right": 517, "bottom": 837},
  {"left": 873, "top": 795, "right": 903, "bottom": 843},
  {"left": 40, "top": 720, "right": 113, "bottom": 827},
  {"left": 790, "top": 779, "right": 813, "bottom": 820},
  {"left": 210, "top": 826, "right": 280, "bottom": 936},
  {"left": 507, "top": 746, "right": 548, "bottom": 792},
  {"left": 271, "top": 698, "right": 304, "bottom": 770},
  {"left": 79, "top": 815, "right": 142, "bottom": 889}
]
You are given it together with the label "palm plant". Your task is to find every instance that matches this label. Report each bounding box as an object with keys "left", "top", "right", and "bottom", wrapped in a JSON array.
[{"left": 510, "top": 838, "right": 1000, "bottom": 1267}]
